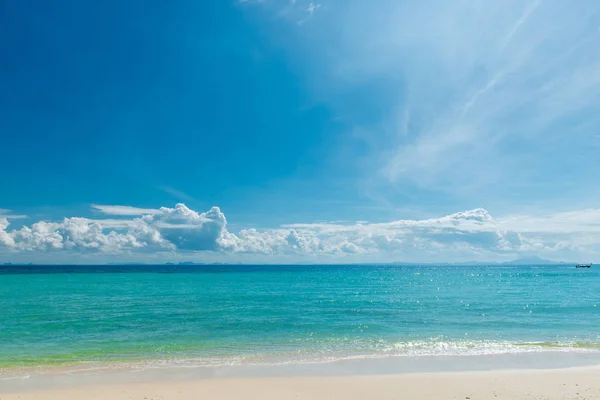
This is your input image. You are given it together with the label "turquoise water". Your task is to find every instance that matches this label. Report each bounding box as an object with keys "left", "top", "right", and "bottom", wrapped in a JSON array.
[{"left": 1, "top": 265, "right": 599, "bottom": 369}]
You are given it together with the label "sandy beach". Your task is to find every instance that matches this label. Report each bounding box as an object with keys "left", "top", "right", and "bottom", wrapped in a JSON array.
[{"left": 3, "top": 367, "right": 600, "bottom": 400}]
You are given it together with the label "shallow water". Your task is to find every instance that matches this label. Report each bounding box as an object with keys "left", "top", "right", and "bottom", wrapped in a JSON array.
[{"left": 1, "top": 264, "right": 599, "bottom": 368}]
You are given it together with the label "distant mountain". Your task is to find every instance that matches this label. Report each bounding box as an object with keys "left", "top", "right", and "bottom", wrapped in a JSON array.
[
  {"left": 418, "top": 256, "right": 568, "bottom": 266},
  {"left": 107, "top": 262, "right": 147, "bottom": 266},
  {"left": 387, "top": 257, "right": 566, "bottom": 266},
  {"left": 502, "top": 256, "right": 564, "bottom": 265},
  {"left": 175, "top": 261, "right": 228, "bottom": 265}
]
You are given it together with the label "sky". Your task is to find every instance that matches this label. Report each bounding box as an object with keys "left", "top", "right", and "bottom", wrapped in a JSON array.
[{"left": 1, "top": 0, "right": 600, "bottom": 264}]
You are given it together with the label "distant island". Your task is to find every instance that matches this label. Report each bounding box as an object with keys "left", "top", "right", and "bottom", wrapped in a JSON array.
[
  {"left": 0, "top": 257, "right": 575, "bottom": 267},
  {"left": 501, "top": 256, "right": 565, "bottom": 265}
]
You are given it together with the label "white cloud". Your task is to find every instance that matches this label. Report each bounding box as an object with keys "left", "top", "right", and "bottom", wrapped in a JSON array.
[
  {"left": 306, "top": 2, "right": 320, "bottom": 15},
  {"left": 59, "top": 218, "right": 141, "bottom": 252},
  {"left": 141, "top": 204, "right": 227, "bottom": 251},
  {"left": 157, "top": 186, "right": 195, "bottom": 201},
  {"left": 498, "top": 209, "right": 600, "bottom": 233},
  {"left": 370, "top": 0, "right": 600, "bottom": 194},
  {"left": 1, "top": 204, "right": 226, "bottom": 255},
  {"left": 92, "top": 205, "right": 161, "bottom": 216},
  {"left": 277, "top": 208, "right": 521, "bottom": 260},
  {"left": 0, "top": 218, "right": 16, "bottom": 248},
  {"left": 11, "top": 221, "right": 64, "bottom": 251},
  {"left": 241, "top": 0, "right": 322, "bottom": 25},
  {"left": 3, "top": 203, "right": 600, "bottom": 262},
  {"left": 240, "top": 0, "right": 600, "bottom": 207},
  {"left": 0, "top": 208, "right": 28, "bottom": 219}
]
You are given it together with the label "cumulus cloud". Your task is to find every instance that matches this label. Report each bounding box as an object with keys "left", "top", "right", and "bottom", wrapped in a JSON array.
[
  {"left": 276, "top": 208, "right": 524, "bottom": 260},
  {"left": 0, "top": 218, "right": 16, "bottom": 248},
  {"left": 2, "top": 203, "right": 600, "bottom": 262},
  {"left": 1, "top": 204, "right": 229, "bottom": 255},
  {"left": 141, "top": 204, "right": 227, "bottom": 251},
  {"left": 11, "top": 221, "right": 64, "bottom": 251}
]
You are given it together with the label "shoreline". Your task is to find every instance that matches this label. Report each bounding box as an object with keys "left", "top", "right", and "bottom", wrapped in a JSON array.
[
  {"left": 2, "top": 366, "right": 600, "bottom": 400},
  {"left": 3, "top": 351, "right": 600, "bottom": 392},
  {"left": 3, "top": 342, "right": 600, "bottom": 373}
]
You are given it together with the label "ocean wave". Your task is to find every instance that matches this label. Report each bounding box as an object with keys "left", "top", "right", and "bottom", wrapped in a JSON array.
[{"left": 3, "top": 339, "right": 599, "bottom": 374}]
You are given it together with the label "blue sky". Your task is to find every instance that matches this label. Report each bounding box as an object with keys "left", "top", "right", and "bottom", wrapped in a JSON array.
[{"left": 2, "top": 0, "right": 600, "bottom": 263}]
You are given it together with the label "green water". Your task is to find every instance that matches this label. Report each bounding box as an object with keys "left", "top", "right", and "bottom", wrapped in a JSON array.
[{"left": 1, "top": 265, "right": 599, "bottom": 368}]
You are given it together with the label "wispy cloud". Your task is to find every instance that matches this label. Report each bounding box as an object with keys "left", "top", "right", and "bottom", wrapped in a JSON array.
[
  {"left": 158, "top": 186, "right": 195, "bottom": 202},
  {"left": 374, "top": 1, "right": 600, "bottom": 195},
  {"left": 91, "top": 205, "right": 161, "bottom": 216},
  {"left": 498, "top": 0, "right": 542, "bottom": 52},
  {"left": 0, "top": 208, "right": 28, "bottom": 219},
  {"left": 241, "top": 0, "right": 323, "bottom": 24},
  {"left": 242, "top": 0, "right": 600, "bottom": 208}
]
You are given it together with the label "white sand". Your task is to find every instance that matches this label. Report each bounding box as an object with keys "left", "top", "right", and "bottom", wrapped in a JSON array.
[{"left": 2, "top": 367, "right": 600, "bottom": 400}]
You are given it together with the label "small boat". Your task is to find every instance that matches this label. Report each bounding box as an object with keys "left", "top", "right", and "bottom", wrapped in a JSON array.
[{"left": 575, "top": 263, "right": 592, "bottom": 268}]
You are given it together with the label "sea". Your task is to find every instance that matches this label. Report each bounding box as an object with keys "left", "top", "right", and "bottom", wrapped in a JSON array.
[{"left": 1, "top": 264, "right": 599, "bottom": 372}]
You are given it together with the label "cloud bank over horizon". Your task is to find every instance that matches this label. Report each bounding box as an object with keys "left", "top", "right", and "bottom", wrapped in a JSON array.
[{"left": 1, "top": 203, "right": 598, "bottom": 263}]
